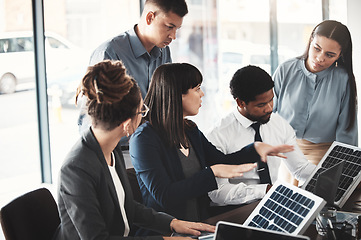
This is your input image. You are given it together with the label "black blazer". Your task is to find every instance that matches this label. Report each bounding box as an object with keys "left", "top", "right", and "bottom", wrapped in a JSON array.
[
  {"left": 130, "top": 122, "right": 259, "bottom": 222},
  {"left": 54, "top": 128, "right": 174, "bottom": 240}
]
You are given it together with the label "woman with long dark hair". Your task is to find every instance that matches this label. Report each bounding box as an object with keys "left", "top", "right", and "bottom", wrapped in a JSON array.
[
  {"left": 130, "top": 63, "right": 293, "bottom": 229},
  {"left": 54, "top": 60, "right": 216, "bottom": 240},
  {"left": 273, "top": 20, "right": 358, "bottom": 185}
]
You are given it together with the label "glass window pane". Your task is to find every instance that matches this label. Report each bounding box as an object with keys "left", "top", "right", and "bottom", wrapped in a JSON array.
[
  {"left": 16, "top": 37, "right": 34, "bottom": 51},
  {"left": 330, "top": 0, "right": 347, "bottom": 24},
  {"left": 170, "top": 0, "right": 219, "bottom": 131},
  {"left": 217, "top": 0, "right": 270, "bottom": 122},
  {"left": 0, "top": 0, "right": 41, "bottom": 215},
  {"left": 43, "top": 0, "right": 140, "bottom": 188},
  {"left": 277, "top": 0, "right": 322, "bottom": 63}
]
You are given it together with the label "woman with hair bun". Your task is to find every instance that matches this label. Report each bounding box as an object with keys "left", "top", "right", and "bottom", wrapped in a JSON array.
[
  {"left": 273, "top": 20, "right": 358, "bottom": 185},
  {"left": 54, "top": 60, "right": 215, "bottom": 240}
]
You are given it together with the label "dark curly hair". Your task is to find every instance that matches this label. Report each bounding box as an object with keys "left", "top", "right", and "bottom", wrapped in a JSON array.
[
  {"left": 76, "top": 60, "right": 141, "bottom": 131},
  {"left": 230, "top": 65, "right": 274, "bottom": 104}
]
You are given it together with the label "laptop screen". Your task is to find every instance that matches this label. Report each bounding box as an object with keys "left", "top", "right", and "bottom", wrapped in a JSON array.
[
  {"left": 214, "top": 221, "right": 310, "bottom": 240},
  {"left": 302, "top": 141, "right": 361, "bottom": 208},
  {"left": 314, "top": 160, "right": 345, "bottom": 206}
]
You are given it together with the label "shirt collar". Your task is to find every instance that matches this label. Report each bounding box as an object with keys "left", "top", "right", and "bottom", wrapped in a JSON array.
[
  {"left": 232, "top": 107, "right": 256, "bottom": 129},
  {"left": 300, "top": 57, "right": 334, "bottom": 81},
  {"left": 300, "top": 58, "right": 316, "bottom": 80},
  {"left": 129, "top": 25, "right": 162, "bottom": 59}
]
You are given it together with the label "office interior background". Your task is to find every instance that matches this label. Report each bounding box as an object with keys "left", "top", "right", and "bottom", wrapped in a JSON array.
[{"left": 0, "top": 0, "right": 360, "bottom": 238}]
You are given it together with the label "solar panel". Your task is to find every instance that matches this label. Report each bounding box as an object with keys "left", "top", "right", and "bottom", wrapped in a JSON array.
[
  {"left": 301, "top": 141, "right": 361, "bottom": 208},
  {"left": 244, "top": 181, "right": 326, "bottom": 235}
]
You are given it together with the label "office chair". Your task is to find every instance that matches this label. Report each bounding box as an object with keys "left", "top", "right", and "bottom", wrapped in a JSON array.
[
  {"left": 0, "top": 188, "right": 60, "bottom": 240},
  {"left": 126, "top": 168, "right": 143, "bottom": 204}
]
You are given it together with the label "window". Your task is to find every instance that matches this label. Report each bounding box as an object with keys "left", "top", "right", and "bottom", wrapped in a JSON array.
[
  {"left": 0, "top": 39, "right": 11, "bottom": 53},
  {"left": 47, "top": 37, "right": 69, "bottom": 49},
  {"left": 277, "top": 0, "right": 322, "bottom": 63},
  {"left": 0, "top": 2, "right": 40, "bottom": 213},
  {"left": 16, "top": 37, "right": 34, "bottom": 52},
  {"left": 0, "top": 37, "right": 34, "bottom": 53}
]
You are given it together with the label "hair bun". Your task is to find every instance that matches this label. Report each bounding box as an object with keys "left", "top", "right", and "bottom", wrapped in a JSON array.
[
  {"left": 79, "top": 60, "right": 135, "bottom": 105},
  {"left": 93, "top": 78, "right": 104, "bottom": 103}
]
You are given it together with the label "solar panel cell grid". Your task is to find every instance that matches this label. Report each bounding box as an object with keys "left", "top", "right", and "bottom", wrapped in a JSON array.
[
  {"left": 245, "top": 184, "right": 322, "bottom": 234},
  {"left": 245, "top": 182, "right": 326, "bottom": 235},
  {"left": 303, "top": 142, "right": 361, "bottom": 206}
]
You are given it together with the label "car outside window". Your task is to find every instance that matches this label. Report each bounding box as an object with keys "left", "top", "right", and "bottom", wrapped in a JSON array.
[
  {"left": 47, "top": 37, "right": 69, "bottom": 49},
  {"left": 15, "top": 37, "right": 33, "bottom": 52}
]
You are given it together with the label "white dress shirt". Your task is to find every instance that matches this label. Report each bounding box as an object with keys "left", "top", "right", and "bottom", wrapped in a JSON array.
[
  {"left": 206, "top": 109, "right": 316, "bottom": 206},
  {"left": 108, "top": 152, "right": 130, "bottom": 236}
]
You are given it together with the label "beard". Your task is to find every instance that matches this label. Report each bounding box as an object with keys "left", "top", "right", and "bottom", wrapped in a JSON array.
[
  {"left": 247, "top": 112, "right": 272, "bottom": 124},
  {"left": 259, "top": 115, "right": 271, "bottom": 124}
]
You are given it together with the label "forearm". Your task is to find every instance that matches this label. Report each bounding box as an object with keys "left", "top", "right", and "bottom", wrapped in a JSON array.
[
  {"left": 208, "top": 180, "right": 266, "bottom": 205},
  {"left": 225, "top": 143, "right": 260, "bottom": 164},
  {"left": 140, "top": 167, "right": 218, "bottom": 208},
  {"left": 282, "top": 144, "right": 316, "bottom": 183}
]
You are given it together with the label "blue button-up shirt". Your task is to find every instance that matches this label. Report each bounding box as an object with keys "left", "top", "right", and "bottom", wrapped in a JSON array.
[
  {"left": 90, "top": 25, "right": 172, "bottom": 98},
  {"left": 78, "top": 25, "right": 172, "bottom": 135},
  {"left": 273, "top": 57, "right": 358, "bottom": 146}
]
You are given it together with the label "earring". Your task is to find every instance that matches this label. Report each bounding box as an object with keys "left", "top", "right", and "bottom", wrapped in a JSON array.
[{"left": 335, "top": 61, "right": 338, "bottom": 67}]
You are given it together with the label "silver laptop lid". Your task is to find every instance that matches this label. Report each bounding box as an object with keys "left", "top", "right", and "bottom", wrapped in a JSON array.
[
  {"left": 313, "top": 160, "right": 345, "bottom": 206},
  {"left": 214, "top": 221, "right": 310, "bottom": 240}
]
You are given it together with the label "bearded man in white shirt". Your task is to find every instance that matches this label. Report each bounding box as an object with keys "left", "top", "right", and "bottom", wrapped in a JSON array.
[{"left": 206, "top": 65, "right": 316, "bottom": 208}]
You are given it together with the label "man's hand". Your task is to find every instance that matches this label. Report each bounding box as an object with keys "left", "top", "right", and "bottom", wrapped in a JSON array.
[{"left": 254, "top": 142, "right": 294, "bottom": 162}]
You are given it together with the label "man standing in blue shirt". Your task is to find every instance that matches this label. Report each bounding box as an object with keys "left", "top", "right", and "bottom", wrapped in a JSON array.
[{"left": 78, "top": 0, "right": 188, "bottom": 133}]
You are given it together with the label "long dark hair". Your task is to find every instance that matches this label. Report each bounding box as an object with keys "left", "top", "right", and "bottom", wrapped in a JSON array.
[
  {"left": 145, "top": 63, "right": 203, "bottom": 148},
  {"left": 300, "top": 20, "right": 357, "bottom": 130},
  {"left": 76, "top": 60, "right": 141, "bottom": 130}
]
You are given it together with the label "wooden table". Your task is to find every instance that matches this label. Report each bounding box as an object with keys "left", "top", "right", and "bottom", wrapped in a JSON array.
[{"left": 203, "top": 186, "right": 361, "bottom": 239}]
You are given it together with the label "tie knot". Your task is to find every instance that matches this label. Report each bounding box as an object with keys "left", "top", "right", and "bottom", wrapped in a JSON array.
[
  {"left": 251, "top": 122, "right": 261, "bottom": 131},
  {"left": 251, "top": 122, "right": 262, "bottom": 142}
]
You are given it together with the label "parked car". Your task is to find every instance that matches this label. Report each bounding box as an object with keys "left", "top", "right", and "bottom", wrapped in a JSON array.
[{"left": 0, "top": 31, "right": 88, "bottom": 105}]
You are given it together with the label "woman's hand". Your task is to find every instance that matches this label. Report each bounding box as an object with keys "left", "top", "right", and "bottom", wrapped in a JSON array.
[
  {"left": 210, "top": 163, "right": 257, "bottom": 178},
  {"left": 168, "top": 219, "right": 215, "bottom": 237},
  {"left": 254, "top": 142, "right": 294, "bottom": 162}
]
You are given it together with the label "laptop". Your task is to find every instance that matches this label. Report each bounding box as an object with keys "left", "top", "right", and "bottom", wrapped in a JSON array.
[
  {"left": 199, "top": 221, "right": 310, "bottom": 240},
  {"left": 301, "top": 141, "right": 361, "bottom": 208},
  {"left": 313, "top": 160, "right": 345, "bottom": 206}
]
